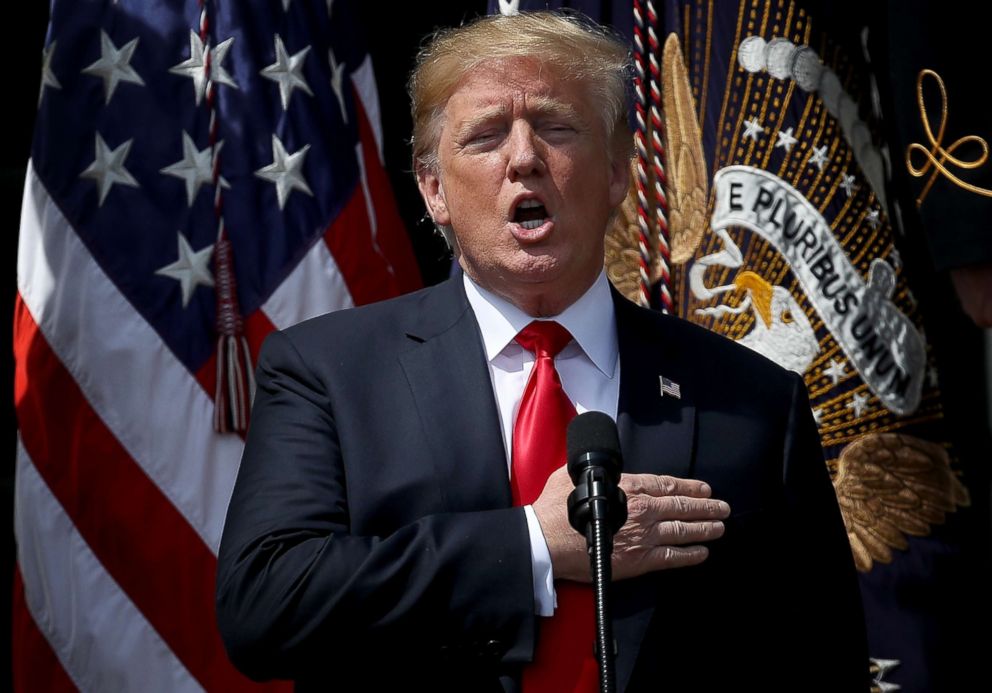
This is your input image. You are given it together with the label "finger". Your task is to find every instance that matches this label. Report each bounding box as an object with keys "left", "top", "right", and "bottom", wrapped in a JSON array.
[
  {"left": 627, "top": 494, "right": 730, "bottom": 522},
  {"left": 642, "top": 545, "right": 710, "bottom": 571},
  {"left": 653, "top": 520, "right": 725, "bottom": 546},
  {"left": 620, "top": 474, "right": 713, "bottom": 499}
]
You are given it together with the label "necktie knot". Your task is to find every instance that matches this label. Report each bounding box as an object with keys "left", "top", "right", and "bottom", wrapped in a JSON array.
[{"left": 515, "top": 320, "right": 573, "bottom": 359}]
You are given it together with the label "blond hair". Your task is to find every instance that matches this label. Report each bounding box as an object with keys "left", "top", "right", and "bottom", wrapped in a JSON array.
[{"left": 408, "top": 11, "right": 633, "bottom": 174}]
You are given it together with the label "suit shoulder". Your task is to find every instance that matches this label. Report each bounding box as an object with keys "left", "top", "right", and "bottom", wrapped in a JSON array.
[
  {"left": 263, "top": 280, "right": 463, "bottom": 361},
  {"left": 621, "top": 297, "right": 799, "bottom": 394}
]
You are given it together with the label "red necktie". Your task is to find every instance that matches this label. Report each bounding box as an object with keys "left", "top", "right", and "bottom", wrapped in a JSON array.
[{"left": 511, "top": 321, "right": 597, "bottom": 693}]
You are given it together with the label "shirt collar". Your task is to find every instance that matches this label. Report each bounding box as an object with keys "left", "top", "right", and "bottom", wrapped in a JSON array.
[{"left": 463, "top": 270, "right": 618, "bottom": 378}]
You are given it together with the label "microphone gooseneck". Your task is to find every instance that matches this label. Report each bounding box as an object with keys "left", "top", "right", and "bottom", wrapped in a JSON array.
[{"left": 565, "top": 411, "right": 628, "bottom": 693}]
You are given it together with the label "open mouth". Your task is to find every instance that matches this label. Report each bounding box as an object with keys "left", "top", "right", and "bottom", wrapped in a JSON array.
[{"left": 513, "top": 199, "right": 550, "bottom": 230}]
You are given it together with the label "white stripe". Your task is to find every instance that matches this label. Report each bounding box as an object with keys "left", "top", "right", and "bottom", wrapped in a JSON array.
[
  {"left": 14, "top": 440, "right": 204, "bottom": 693},
  {"left": 261, "top": 236, "right": 353, "bottom": 330},
  {"left": 351, "top": 56, "right": 384, "bottom": 163},
  {"left": 16, "top": 160, "right": 242, "bottom": 554}
]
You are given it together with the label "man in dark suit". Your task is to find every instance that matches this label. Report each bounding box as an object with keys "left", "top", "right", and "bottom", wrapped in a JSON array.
[{"left": 216, "top": 11, "right": 869, "bottom": 691}]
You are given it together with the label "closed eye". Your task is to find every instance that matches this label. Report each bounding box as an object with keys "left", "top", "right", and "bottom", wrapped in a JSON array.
[
  {"left": 539, "top": 122, "right": 576, "bottom": 137},
  {"left": 459, "top": 129, "right": 504, "bottom": 150}
]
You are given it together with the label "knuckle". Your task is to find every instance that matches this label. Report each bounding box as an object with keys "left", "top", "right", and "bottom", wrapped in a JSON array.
[
  {"left": 627, "top": 495, "right": 649, "bottom": 519},
  {"left": 658, "top": 476, "right": 677, "bottom": 496},
  {"left": 620, "top": 475, "right": 642, "bottom": 494}
]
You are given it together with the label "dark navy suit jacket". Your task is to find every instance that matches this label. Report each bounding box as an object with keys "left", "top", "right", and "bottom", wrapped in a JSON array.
[{"left": 216, "top": 277, "right": 869, "bottom": 691}]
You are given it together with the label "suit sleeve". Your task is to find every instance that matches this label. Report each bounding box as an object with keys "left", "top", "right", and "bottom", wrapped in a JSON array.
[
  {"left": 780, "top": 371, "right": 871, "bottom": 691},
  {"left": 215, "top": 329, "right": 536, "bottom": 681}
]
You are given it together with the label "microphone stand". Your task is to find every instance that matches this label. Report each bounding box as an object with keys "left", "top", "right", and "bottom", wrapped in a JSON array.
[{"left": 568, "top": 461, "right": 627, "bottom": 693}]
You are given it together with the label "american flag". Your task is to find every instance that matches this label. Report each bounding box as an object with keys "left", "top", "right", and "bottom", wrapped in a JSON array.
[
  {"left": 659, "top": 376, "right": 681, "bottom": 400},
  {"left": 13, "top": 1, "right": 420, "bottom": 690}
]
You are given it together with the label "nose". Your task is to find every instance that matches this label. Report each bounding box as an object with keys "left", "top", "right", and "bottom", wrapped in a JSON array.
[{"left": 506, "top": 122, "right": 545, "bottom": 180}]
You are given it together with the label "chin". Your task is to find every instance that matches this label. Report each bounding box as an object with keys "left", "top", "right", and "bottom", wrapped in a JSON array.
[{"left": 505, "top": 256, "right": 565, "bottom": 283}]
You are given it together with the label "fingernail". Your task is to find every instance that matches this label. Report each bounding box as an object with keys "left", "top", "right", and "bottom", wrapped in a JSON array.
[
  {"left": 719, "top": 501, "right": 730, "bottom": 513},
  {"left": 699, "top": 482, "right": 711, "bottom": 495}
]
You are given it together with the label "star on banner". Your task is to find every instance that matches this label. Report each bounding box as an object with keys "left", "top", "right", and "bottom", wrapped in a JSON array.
[
  {"left": 775, "top": 127, "right": 797, "bottom": 152},
  {"left": 865, "top": 208, "right": 881, "bottom": 229},
  {"left": 39, "top": 41, "right": 61, "bottom": 107},
  {"left": 742, "top": 118, "right": 763, "bottom": 141},
  {"left": 824, "top": 358, "right": 849, "bottom": 385},
  {"left": 255, "top": 135, "right": 313, "bottom": 209},
  {"left": 82, "top": 30, "right": 145, "bottom": 105},
  {"left": 809, "top": 144, "right": 829, "bottom": 171},
  {"left": 155, "top": 232, "right": 215, "bottom": 308},
  {"left": 841, "top": 174, "right": 858, "bottom": 198},
  {"left": 846, "top": 391, "right": 870, "bottom": 418},
  {"left": 169, "top": 31, "right": 238, "bottom": 105},
  {"left": 159, "top": 132, "right": 230, "bottom": 206},
  {"left": 812, "top": 407, "right": 824, "bottom": 426},
  {"left": 80, "top": 134, "right": 139, "bottom": 206},
  {"left": 261, "top": 35, "right": 313, "bottom": 110}
]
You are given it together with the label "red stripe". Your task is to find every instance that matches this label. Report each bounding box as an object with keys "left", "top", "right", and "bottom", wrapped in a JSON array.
[
  {"left": 13, "top": 295, "right": 288, "bottom": 692},
  {"left": 322, "top": 184, "right": 398, "bottom": 305},
  {"left": 353, "top": 97, "right": 422, "bottom": 295},
  {"left": 324, "top": 98, "right": 421, "bottom": 307},
  {"left": 12, "top": 567, "right": 78, "bottom": 693}
]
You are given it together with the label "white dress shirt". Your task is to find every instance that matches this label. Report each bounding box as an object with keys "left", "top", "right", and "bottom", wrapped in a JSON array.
[{"left": 463, "top": 270, "right": 620, "bottom": 615}]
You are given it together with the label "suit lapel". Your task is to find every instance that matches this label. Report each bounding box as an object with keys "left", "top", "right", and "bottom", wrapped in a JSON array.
[
  {"left": 398, "top": 279, "right": 512, "bottom": 512},
  {"left": 611, "top": 290, "right": 697, "bottom": 691}
]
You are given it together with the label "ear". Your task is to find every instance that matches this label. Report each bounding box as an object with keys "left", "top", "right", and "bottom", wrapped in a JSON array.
[
  {"left": 607, "top": 153, "right": 631, "bottom": 209},
  {"left": 416, "top": 166, "right": 451, "bottom": 226}
]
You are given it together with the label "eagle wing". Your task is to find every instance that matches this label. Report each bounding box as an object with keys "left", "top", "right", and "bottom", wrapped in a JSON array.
[
  {"left": 661, "top": 32, "right": 708, "bottom": 264},
  {"left": 834, "top": 432, "right": 971, "bottom": 572},
  {"left": 604, "top": 159, "right": 647, "bottom": 303}
]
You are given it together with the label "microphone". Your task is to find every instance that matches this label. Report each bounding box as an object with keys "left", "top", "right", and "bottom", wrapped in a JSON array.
[
  {"left": 566, "top": 411, "right": 627, "bottom": 539},
  {"left": 565, "top": 411, "right": 627, "bottom": 693}
]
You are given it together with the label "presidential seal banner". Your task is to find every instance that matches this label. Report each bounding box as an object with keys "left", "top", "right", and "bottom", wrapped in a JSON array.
[
  {"left": 644, "top": 4, "right": 974, "bottom": 692},
  {"left": 492, "top": 1, "right": 985, "bottom": 691}
]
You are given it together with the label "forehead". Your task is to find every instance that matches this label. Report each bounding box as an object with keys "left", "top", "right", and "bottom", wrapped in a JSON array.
[{"left": 443, "top": 57, "right": 591, "bottom": 118}]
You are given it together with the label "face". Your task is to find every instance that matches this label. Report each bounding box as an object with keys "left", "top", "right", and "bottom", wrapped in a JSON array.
[{"left": 417, "top": 57, "right": 629, "bottom": 316}]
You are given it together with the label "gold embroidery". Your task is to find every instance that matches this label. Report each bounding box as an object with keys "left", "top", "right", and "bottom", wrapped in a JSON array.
[
  {"left": 604, "top": 159, "right": 649, "bottom": 303},
  {"left": 661, "top": 33, "right": 708, "bottom": 263},
  {"left": 833, "top": 433, "right": 971, "bottom": 572},
  {"left": 605, "top": 31, "right": 713, "bottom": 297},
  {"left": 906, "top": 69, "right": 992, "bottom": 207}
]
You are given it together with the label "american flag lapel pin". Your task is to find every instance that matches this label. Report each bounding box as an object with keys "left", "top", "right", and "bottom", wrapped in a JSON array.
[{"left": 659, "top": 375, "right": 681, "bottom": 400}]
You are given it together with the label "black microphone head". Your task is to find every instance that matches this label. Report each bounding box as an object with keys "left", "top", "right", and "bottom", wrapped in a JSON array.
[{"left": 566, "top": 411, "right": 621, "bottom": 483}]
